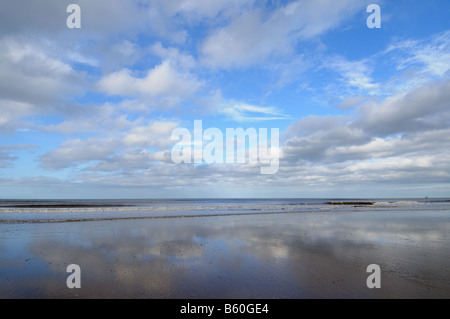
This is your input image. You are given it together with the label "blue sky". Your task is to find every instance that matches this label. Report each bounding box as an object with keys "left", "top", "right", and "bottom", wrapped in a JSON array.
[{"left": 0, "top": 0, "right": 450, "bottom": 199}]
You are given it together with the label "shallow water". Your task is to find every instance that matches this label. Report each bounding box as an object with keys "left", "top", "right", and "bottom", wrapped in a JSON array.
[
  {"left": 0, "top": 198, "right": 448, "bottom": 223},
  {"left": 0, "top": 199, "right": 449, "bottom": 298}
]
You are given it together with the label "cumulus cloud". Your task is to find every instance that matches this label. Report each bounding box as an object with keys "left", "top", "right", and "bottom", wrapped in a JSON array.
[
  {"left": 41, "top": 104, "right": 135, "bottom": 135},
  {"left": 86, "top": 150, "right": 172, "bottom": 172},
  {"left": 356, "top": 79, "right": 450, "bottom": 136},
  {"left": 39, "top": 137, "right": 121, "bottom": 169},
  {"left": 0, "top": 35, "right": 90, "bottom": 134},
  {"left": 36, "top": 74, "right": 450, "bottom": 191},
  {"left": 39, "top": 121, "right": 179, "bottom": 170},
  {"left": 284, "top": 79, "right": 450, "bottom": 160},
  {"left": 0, "top": 100, "right": 34, "bottom": 133},
  {"left": 144, "top": 0, "right": 256, "bottom": 42},
  {"left": 1, "top": 0, "right": 449, "bottom": 197},
  {"left": 0, "top": 0, "right": 150, "bottom": 38},
  {"left": 279, "top": 76, "right": 450, "bottom": 189},
  {"left": 200, "top": 0, "right": 369, "bottom": 68},
  {"left": 122, "top": 121, "right": 179, "bottom": 148},
  {"left": 99, "top": 62, "right": 200, "bottom": 98},
  {"left": 0, "top": 37, "right": 83, "bottom": 106},
  {"left": 283, "top": 115, "right": 368, "bottom": 162}
]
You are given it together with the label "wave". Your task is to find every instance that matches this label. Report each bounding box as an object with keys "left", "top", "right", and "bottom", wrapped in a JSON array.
[
  {"left": 372, "top": 201, "right": 424, "bottom": 206},
  {"left": 0, "top": 204, "right": 325, "bottom": 214},
  {"left": 0, "top": 210, "right": 314, "bottom": 224}
]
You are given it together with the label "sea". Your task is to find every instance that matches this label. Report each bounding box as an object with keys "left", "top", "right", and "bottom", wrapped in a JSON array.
[{"left": 1, "top": 198, "right": 449, "bottom": 224}]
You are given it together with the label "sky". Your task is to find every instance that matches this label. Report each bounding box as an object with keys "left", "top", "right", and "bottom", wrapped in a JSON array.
[{"left": 0, "top": 0, "right": 449, "bottom": 199}]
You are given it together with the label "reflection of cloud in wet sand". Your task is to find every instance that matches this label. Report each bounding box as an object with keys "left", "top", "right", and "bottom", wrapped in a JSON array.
[
  {"left": 1, "top": 210, "right": 449, "bottom": 298},
  {"left": 27, "top": 231, "right": 205, "bottom": 298}
]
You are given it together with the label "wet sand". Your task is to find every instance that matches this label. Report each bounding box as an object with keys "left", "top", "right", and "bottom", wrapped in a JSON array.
[{"left": 0, "top": 209, "right": 449, "bottom": 298}]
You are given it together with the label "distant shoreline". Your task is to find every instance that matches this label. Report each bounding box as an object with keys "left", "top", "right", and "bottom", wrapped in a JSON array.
[{"left": 0, "top": 204, "right": 131, "bottom": 208}]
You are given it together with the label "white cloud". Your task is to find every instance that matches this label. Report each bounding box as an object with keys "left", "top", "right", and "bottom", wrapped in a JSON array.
[
  {"left": 326, "top": 57, "right": 380, "bottom": 95},
  {"left": 39, "top": 121, "right": 179, "bottom": 170},
  {"left": 144, "top": 0, "right": 255, "bottom": 42},
  {"left": 123, "top": 121, "right": 179, "bottom": 148},
  {"left": 0, "top": 0, "right": 151, "bottom": 37},
  {"left": 275, "top": 72, "right": 450, "bottom": 189},
  {"left": 201, "top": 9, "right": 290, "bottom": 68},
  {"left": 0, "top": 99, "right": 34, "bottom": 132},
  {"left": 221, "top": 102, "right": 289, "bottom": 121},
  {"left": 0, "top": 37, "right": 82, "bottom": 106},
  {"left": 86, "top": 149, "right": 172, "bottom": 172},
  {"left": 98, "top": 61, "right": 201, "bottom": 102},
  {"left": 151, "top": 43, "right": 196, "bottom": 71},
  {"left": 161, "top": 0, "right": 254, "bottom": 20},
  {"left": 389, "top": 30, "right": 450, "bottom": 78},
  {"left": 41, "top": 104, "right": 135, "bottom": 135},
  {"left": 200, "top": 0, "right": 368, "bottom": 68},
  {"left": 357, "top": 79, "right": 450, "bottom": 135},
  {"left": 39, "top": 137, "right": 121, "bottom": 169},
  {"left": 283, "top": 115, "right": 368, "bottom": 162},
  {"left": 0, "top": 35, "right": 90, "bottom": 135},
  {"left": 378, "top": 30, "right": 450, "bottom": 96},
  {"left": 1, "top": 0, "right": 449, "bottom": 197}
]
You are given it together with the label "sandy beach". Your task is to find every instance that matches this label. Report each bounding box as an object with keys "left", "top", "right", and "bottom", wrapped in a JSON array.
[
  {"left": 0, "top": 200, "right": 449, "bottom": 299},
  {"left": 2, "top": 0, "right": 450, "bottom": 305}
]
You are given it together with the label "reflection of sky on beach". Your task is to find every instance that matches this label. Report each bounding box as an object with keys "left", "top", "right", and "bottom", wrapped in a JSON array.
[{"left": 0, "top": 210, "right": 449, "bottom": 298}]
